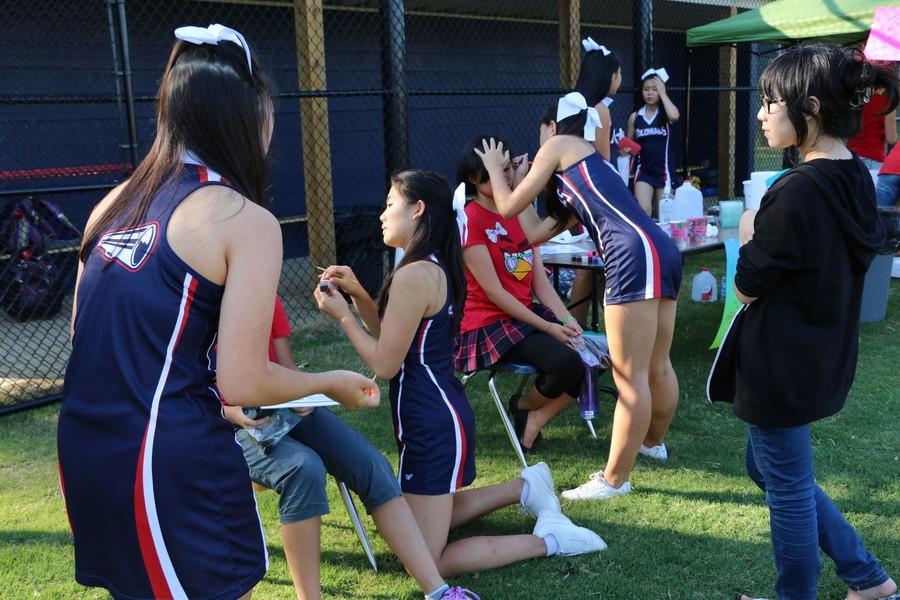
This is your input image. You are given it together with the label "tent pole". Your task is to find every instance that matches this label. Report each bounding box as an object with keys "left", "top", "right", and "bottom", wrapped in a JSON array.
[{"left": 683, "top": 48, "right": 692, "bottom": 182}]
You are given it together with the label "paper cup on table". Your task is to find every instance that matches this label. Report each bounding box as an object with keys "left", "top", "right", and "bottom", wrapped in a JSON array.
[
  {"left": 688, "top": 216, "right": 709, "bottom": 240},
  {"left": 748, "top": 171, "right": 777, "bottom": 210},
  {"left": 742, "top": 179, "right": 752, "bottom": 201},
  {"left": 670, "top": 220, "right": 689, "bottom": 240},
  {"left": 719, "top": 200, "right": 744, "bottom": 228}
]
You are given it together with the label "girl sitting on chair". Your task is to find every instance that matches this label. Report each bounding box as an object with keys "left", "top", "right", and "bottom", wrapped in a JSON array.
[{"left": 454, "top": 135, "right": 585, "bottom": 452}]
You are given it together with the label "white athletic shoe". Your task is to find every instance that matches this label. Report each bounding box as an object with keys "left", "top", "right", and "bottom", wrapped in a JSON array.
[
  {"left": 520, "top": 462, "right": 560, "bottom": 517},
  {"left": 561, "top": 472, "right": 631, "bottom": 501},
  {"left": 638, "top": 443, "right": 668, "bottom": 461},
  {"left": 533, "top": 512, "right": 607, "bottom": 556}
]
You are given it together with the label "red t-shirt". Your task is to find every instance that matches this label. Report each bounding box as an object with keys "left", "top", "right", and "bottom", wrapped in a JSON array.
[
  {"left": 460, "top": 202, "right": 535, "bottom": 333},
  {"left": 269, "top": 296, "right": 293, "bottom": 362},
  {"left": 848, "top": 94, "right": 890, "bottom": 162},
  {"left": 881, "top": 143, "right": 900, "bottom": 175}
]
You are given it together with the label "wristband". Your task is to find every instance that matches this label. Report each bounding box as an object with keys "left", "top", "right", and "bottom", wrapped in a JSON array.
[
  {"left": 561, "top": 315, "right": 577, "bottom": 326},
  {"left": 544, "top": 321, "right": 553, "bottom": 333}
]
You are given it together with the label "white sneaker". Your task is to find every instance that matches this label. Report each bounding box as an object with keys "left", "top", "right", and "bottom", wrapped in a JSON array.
[
  {"left": 638, "top": 443, "right": 668, "bottom": 461},
  {"left": 533, "top": 512, "right": 607, "bottom": 555},
  {"left": 561, "top": 472, "right": 631, "bottom": 501},
  {"left": 520, "top": 462, "right": 560, "bottom": 517}
]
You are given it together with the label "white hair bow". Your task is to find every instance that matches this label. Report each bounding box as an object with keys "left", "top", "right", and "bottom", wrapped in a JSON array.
[
  {"left": 452, "top": 183, "right": 468, "bottom": 245},
  {"left": 640, "top": 67, "right": 670, "bottom": 83},
  {"left": 174, "top": 24, "right": 253, "bottom": 75},
  {"left": 556, "top": 92, "right": 602, "bottom": 142},
  {"left": 581, "top": 37, "right": 612, "bottom": 56}
]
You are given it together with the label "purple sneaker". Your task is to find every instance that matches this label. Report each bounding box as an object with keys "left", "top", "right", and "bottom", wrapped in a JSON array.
[{"left": 441, "top": 587, "right": 480, "bottom": 599}]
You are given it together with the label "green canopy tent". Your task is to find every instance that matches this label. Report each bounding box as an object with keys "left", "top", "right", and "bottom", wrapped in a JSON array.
[
  {"left": 677, "top": 0, "right": 900, "bottom": 190},
  {"left": 686, "top": 0, "right": 900, "bottom": 47}
]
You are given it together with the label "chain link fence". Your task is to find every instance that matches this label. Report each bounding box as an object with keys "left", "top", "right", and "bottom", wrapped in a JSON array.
[{"left": 2, "top": 0, "right": 774, "bottom": 412}]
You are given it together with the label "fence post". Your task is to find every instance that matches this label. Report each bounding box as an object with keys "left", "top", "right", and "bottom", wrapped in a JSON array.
[
  {"left": 114, "top": 0, "right": 139, "bottom": 171},
  {"left": 380, "top": 0, "right": 409, "bottom": 185},
  {"left": 293, "top": 0, "right": 336, "bottom": 282},
  {"left": 632, "top": 0, "right": 653, "bottom": 88},
  {"left": 558, "top": 0, "right": 581, "bottom": 89},
  {"left": 718, "top": 7, "right": 738, "bottom": 199}
]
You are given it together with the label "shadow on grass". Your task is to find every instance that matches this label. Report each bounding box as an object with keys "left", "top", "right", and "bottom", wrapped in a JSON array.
[{"left": 0, "top": 529, "right": 72, "bottom": 546}]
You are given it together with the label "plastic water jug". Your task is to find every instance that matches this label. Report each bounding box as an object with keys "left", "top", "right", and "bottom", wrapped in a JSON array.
[
  {"left": 658, "top": 184, "right": 675, "bottom": 223},
  {"left": 672, "top": 181, "right": 704, "bottom": 221},
  {"left": 691, "top": 268, "right": 717, "bottom": 302}
]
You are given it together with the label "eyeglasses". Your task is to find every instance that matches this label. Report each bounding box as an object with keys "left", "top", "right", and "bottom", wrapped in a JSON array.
[{"left": 760, "top": 96, "right": 785, "bottom": 114}]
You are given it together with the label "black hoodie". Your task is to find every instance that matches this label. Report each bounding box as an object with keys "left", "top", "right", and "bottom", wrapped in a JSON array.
[{"left": 726, "top": 158, "right": 885, "bottom": 427}]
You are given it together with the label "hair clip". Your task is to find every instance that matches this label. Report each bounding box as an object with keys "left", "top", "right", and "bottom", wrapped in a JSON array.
[
  {"left": 850, "top": 86, "right": 873, "bottom": 109},
  {"left": 174, "top": 24, "right": 253, "bottom": 75}
]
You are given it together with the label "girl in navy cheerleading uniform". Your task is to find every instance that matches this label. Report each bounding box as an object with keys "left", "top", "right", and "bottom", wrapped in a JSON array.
[
  {"left": 315, "top": 170, "right": 606, "bottom": 578},
  {"left": 476, "top": 92, "right": 682, "bottom": 501},
  {"left": 627, "top": 68, "right": 681, "bottom": 216},
  {"left": 58, "top": 25, "right": 378, "bottom": 600}
]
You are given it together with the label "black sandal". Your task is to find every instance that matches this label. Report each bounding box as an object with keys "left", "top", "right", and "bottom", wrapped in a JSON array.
[{"left": 508, "top": 394, "right": 542, "bottom": 451}]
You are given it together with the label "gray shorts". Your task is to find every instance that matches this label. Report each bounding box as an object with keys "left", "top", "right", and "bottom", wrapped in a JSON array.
[{"left": 236, "top": 408, "right": 401, "bottom": 524}]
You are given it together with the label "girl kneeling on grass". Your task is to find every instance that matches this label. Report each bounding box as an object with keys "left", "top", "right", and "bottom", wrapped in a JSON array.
[
  {"left": 315, "top": 169, "right": 606, "bottom": 579},
  {"left": 223, "top": 296, "right": 470, "bottom": 600},
  {"left": 455, "top": 135, "right": 584, "bottom": 452}
]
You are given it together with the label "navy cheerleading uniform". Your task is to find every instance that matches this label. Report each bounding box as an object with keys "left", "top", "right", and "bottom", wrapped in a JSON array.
[
  {"left": 555, "top": 152, "right": 682, "bottom": 304},
  {"left": 58, "top": 163, "right": 267, "bottom": 600},
  {"left": 633, "top": 105, "right": 672, "bottom": 189},
  {"left": 389, "top": 255, "right": 476, "bottom": 495}
]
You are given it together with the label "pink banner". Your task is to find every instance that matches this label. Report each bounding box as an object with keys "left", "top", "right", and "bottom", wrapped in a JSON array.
[{"left": 865, "top": 7, "right": 900, "bottom": 61}]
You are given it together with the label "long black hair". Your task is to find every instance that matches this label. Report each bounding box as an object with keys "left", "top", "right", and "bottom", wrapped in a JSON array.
[
  {"left": 376, "top": 170, "right": 466, "bottom": 335},
  {"left": 539, "top": 103, "right": 586, "bottom": 232},
  {"left": 456, "top": 134, "right": 512, "bottom": 199},
  {"left": 759, "top": 44, "right": 899, "bottom": 146},
  {"left": 81, "top": 31, "right": 274, "bottom": 261},
  {"left": 574, "top": 49, "right": 621, "bottom": 107}
]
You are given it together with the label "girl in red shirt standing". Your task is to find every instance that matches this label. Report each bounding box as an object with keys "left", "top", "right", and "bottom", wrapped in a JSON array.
[
  {"left": 455, "top": 135, "right": 584, "bottom": 452},
  {"left": 847, "top": 86, "right": 897, "bottom": 170}
]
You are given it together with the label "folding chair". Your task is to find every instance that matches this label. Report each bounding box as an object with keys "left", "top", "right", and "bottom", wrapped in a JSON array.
[
  {"left": 461, "top": 352, "right": 617, "bottom": 468},
  {"left": 253, "top": 478, "right": 377, "bottom": 571}
]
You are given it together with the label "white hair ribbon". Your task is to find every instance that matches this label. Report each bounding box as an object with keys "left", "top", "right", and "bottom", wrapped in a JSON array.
[
  {"left": 556, "top": 92, "right": 602, "bottom": 142},
  {"left": 174, "top": 24, "right": 253, "bottom": 75},
  {"left": 452, "top": 183, "right": 468, "bottom": 245},
  {"left": 640, "top": 67, "right": 670, "bottom": 83},
  {"left": 581, "top": 37, "right": 612, "bottom": 56}
]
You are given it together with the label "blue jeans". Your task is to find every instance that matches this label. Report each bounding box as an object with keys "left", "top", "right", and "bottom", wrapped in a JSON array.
[
  {"left": 237, "top": 408, "right": 401, "bottom": 524},
  {"left": 876, "top": 174, "right": 900, "bottom": 207},
  {"left": 746, "top": 425, "right": 889, "bottom": 600}
]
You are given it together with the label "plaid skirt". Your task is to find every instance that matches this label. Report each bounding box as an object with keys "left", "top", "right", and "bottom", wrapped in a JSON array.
[{"left": 454, "top": 305, "right": 557, "bottom": 374}]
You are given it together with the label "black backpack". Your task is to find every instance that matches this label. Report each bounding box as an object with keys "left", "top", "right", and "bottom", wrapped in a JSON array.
[{"left": 1, "top": 197, "right": 81, "bottom": 321}]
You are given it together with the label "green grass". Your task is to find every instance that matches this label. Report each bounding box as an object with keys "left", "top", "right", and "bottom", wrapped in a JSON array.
[{"left": 2, "top": 252, "right": 898, "bottom": 599}]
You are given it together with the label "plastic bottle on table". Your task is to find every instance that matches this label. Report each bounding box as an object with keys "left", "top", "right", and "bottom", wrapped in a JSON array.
[
  {"left": 658, "top": 183, "right": 675, "bottom": 224},
  {"left": 672, "top": 180, "right": 704, "bottom": 221},
  {"left": 691, "top": 268, "right": 717, "bottom": 302}
]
